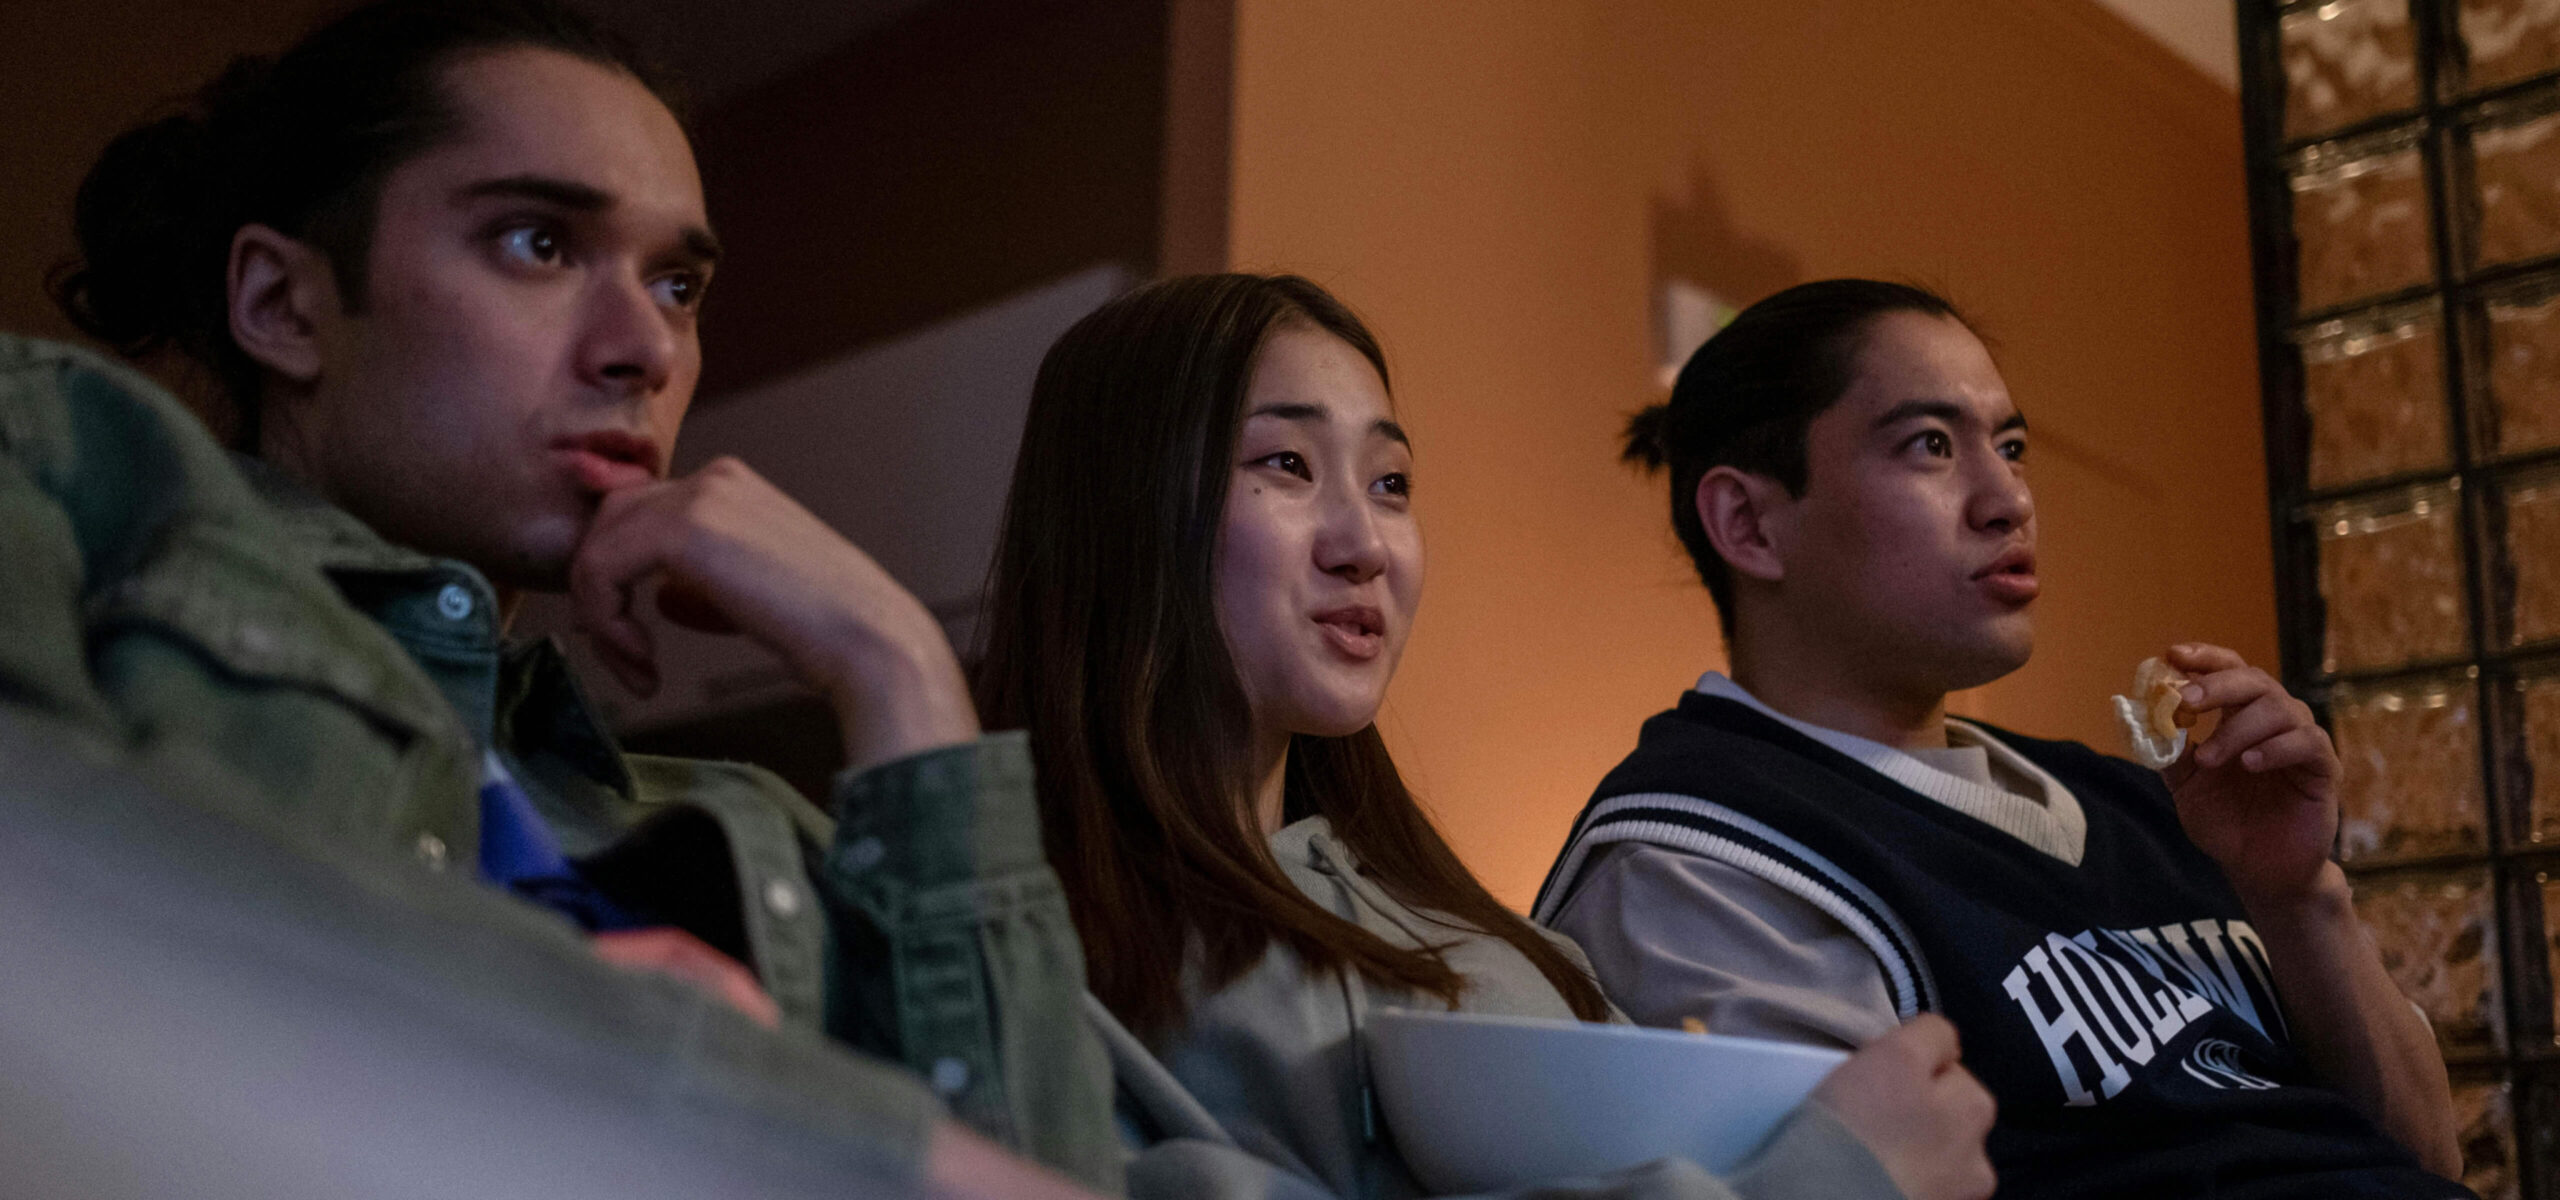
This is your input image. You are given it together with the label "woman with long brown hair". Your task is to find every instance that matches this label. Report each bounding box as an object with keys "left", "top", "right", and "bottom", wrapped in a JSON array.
[{"left": 976, "top": 273, "right": 1996, "bottom": 1200}]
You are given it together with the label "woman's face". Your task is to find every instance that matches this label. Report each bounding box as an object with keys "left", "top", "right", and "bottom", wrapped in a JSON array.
[{"left": 1214, "top": 325, "right": 1423, "bottom": 741}]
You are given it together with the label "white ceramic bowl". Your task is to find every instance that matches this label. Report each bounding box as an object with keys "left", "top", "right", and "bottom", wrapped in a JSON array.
[{"left": 1365, "top": 1008, "right": 1849, "bottom": 1193}]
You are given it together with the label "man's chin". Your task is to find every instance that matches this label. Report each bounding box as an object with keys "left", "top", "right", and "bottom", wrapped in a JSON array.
[
  {"left": 475, "top": 520, "right": 582, "bottom": 594},
  {"left": 1929, "top": 619, "right": 2034, "bottom": 693}
]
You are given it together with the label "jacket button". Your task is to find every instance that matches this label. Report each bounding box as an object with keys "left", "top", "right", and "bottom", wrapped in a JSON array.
[
  {"left": 436, "top": 583, "right": 475, "bottom": 622},
  {"left": 763, "top": 878, "right": 802, "bottom": 918},
  {"left": 929, "top": 1058, "right": 971, "bottom": 1097},
  {"left": 415, "top": 833, "right": 448, "bottom": 869}
]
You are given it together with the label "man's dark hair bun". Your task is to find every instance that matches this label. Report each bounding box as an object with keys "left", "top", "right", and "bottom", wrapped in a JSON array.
[
  {"left": 1620, "top": 403, "right": 1675, "bottom": 472},
  {"left": 50, "top": 56, "right": 275, "bottom": 377}
]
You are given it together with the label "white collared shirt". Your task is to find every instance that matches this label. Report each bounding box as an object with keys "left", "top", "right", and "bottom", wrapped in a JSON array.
[{"left": 1690, "top": 672, "right": 2088, "bottom": 864}]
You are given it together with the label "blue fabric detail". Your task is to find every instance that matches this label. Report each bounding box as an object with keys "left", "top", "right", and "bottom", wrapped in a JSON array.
[{"left": 477, "top": 752, "right": 647, "bottom": 932}]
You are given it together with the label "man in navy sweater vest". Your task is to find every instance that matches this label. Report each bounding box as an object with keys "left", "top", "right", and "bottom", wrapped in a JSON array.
[{"left": 1539, "top": 280, "right": 2467, "bottom": 1198}]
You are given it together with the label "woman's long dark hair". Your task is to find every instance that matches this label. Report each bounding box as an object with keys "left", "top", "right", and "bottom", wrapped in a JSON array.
[{"left": 976, "top": 273, "right": 1609, "bottom": 1039}]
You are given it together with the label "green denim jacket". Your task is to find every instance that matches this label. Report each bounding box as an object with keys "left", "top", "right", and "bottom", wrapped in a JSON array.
[{"left": 0, "top": 334, "right": 1116, "bottom": 1190}]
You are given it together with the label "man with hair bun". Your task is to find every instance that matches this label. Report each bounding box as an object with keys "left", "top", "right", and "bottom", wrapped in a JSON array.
[
  {"left": 4, "top": 1, "right": 1108, "bottom": 1194},
  {"left": 1537, "top": 280, "right": 2470, "bottom": 1198}
]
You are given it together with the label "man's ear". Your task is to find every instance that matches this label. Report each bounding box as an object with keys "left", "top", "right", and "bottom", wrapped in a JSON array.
[
  {"left": 227, "top": 224, "right": 340, "bottom": 386},
  {"left": 1694, "top": 465, "right": 1791, "bottom": 585}
]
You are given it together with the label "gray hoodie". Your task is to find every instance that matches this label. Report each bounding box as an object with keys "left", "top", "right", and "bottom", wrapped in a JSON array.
[{"left": 1094, "top": 817, "right": 1907, "bottom": 1200}]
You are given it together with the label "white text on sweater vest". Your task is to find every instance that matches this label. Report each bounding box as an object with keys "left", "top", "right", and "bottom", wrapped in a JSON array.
[{"left": 1999, "top": 918, "right": 2281, "bottom": 1107}]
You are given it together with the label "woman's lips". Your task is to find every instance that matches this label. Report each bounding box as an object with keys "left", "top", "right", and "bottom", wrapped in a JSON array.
[{"left": 1314, "top": 607, "right": 1386, "bottom": 660}]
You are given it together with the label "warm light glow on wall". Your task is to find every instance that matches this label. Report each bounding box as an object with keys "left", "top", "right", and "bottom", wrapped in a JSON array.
[{"left": 1226, "top": 0, "right": 2275, "bottom": 907}]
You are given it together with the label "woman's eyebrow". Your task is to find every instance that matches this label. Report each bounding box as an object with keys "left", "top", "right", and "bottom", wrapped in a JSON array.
[
  {"left": 1247, "top": 402, "right": 1326, "bottom": 424},
  {"left": 1248, "top": 404, "right": 1409, "bottom": 449}
]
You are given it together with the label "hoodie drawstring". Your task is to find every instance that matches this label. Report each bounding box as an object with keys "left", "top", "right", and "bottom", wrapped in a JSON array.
[{"left": 1309, "top": 836, "right": 1385, "bottom": 1151}]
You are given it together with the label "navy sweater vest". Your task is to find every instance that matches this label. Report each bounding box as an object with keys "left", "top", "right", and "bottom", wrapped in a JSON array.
[{"left": 1537, "top": 693, "right": 2469, "bottom": 1200}]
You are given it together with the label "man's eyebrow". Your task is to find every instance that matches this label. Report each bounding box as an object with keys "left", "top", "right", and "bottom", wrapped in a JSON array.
[
  {"left": 680, "top": 226, "right": 724, "bottom": 266},
  {"left": 1246, "top": 404, "right": 1411, "bottom": 448},
  {"left": 456, "top": 175, "right": 722, "bottom": 265},
  {"left": 457, "top": 174, "right": 612, "bottom": 210},
  {"left": 1871, "top": 398, "right": 2027, "bottom": 434}
]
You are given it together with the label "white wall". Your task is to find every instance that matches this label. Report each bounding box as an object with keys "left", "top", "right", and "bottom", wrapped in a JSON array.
[{"left": 2093, "top": 0, "right": 2240, "bottom": 88}]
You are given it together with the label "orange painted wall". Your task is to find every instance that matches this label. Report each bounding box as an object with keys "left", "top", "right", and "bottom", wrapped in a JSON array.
[{"left": 1225, "top": 0, "right": 2276, "bottom": 906}]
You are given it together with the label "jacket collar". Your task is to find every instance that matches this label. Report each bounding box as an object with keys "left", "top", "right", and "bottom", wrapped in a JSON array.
[{"left": 227, "top": 453, "right": 630, "bottom": 795}]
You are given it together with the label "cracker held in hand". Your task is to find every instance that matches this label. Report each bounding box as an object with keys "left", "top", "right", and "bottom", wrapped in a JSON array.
[{"left": 2111, "top": 656, "right": 2190, "bottom": 770}]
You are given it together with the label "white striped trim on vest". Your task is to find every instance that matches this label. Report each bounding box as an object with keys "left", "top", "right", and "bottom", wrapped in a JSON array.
[{"left": 1535, "top": 792, "right": 1939, "bottom": 1020}]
